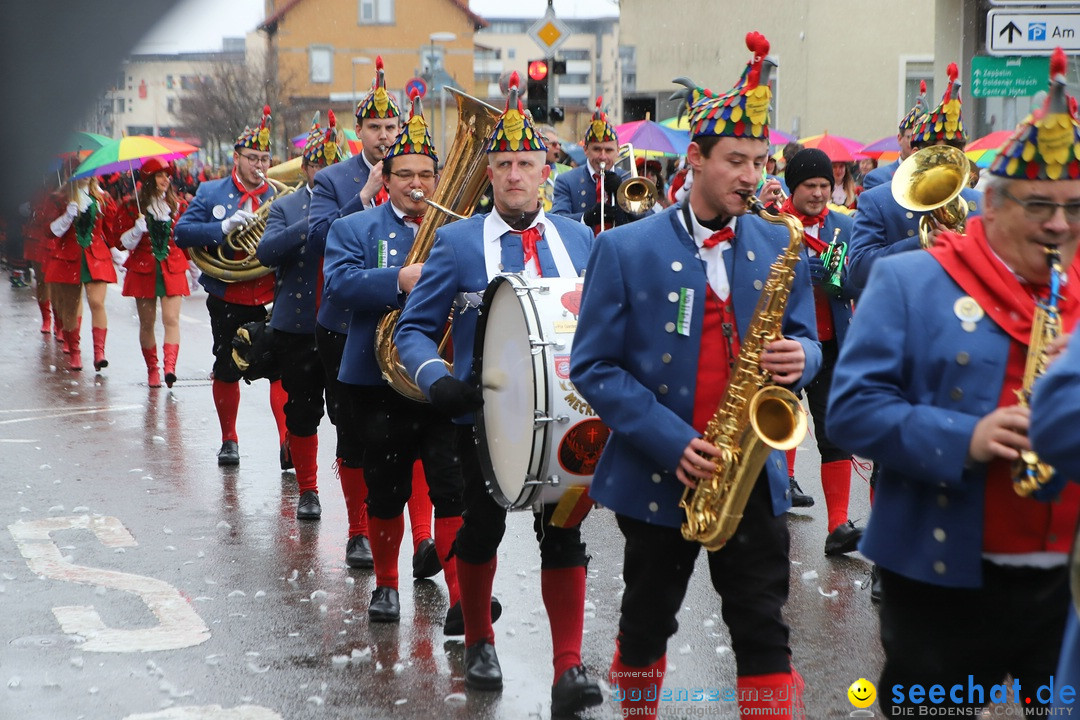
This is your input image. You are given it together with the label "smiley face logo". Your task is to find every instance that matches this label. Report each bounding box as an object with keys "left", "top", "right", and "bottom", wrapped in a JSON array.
[{"left": 847, "top": 678, "right": 876, "bottom": 709}]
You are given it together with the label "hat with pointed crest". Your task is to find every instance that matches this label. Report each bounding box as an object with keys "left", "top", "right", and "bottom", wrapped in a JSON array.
[
  {"left": 485, "top": 71, "right": 547, "bottom": 153},
  {"left": 356, "top": 55, "right": 401, "bottom": 120},
  {"left": 235, "top": 104, "right": 272, "bottom": 152}
]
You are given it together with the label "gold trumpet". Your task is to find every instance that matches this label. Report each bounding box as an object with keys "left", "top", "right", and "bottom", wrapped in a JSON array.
[
  {"left": 615, "top": 143, "right": 659, "bottom": 214},
  {"left": 892, "top": 145, "right": 971, "bottom": 248}
]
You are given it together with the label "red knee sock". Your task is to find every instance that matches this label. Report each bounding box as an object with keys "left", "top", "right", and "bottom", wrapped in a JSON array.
[
  {"left": 456, "top": 556, "right": 497, "bottom": 647},
  {"left": 269, "top": 380, "right": 288, "bottom": 447},
  {"left": 338, "top": 462, "right": 369, "bottom": 538},
  {"left": 212, "top": 379, "right": 240, "bottom": 442},
  {"left": 542, "top": 566, "right": 587, "bottom": 682},
  {"left": 368, "top": 514, "right": 404, "bottom": 590},
  {"left": 434, "top": 516, "right": 462, "bottom": 606},
  {"left": 407, "top": 460, "right": 433, "bottom": 551},
  {"left": 290, "top": 433, "right": 318, "bottom": 494},
  {"left": 609, "top": 650, "right": 665, "bottom": 719},
  {"left": 737, "top": 668, "right": 804, "bottom": 718},
  {"left": 821, "top": 460, "right": 853, "bottom": 532},
  {"left": 785, "top": 447, "right": 797, "bottom": 477}
]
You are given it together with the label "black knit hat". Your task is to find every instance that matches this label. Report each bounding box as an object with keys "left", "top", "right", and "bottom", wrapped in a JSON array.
[{"left": 784, "top": 148, "right": 834, "bottom": 191}]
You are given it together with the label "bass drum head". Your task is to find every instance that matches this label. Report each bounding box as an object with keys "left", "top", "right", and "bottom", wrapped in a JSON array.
[{"left": 476, "top": 276, "right": 542, "bottom": 508}]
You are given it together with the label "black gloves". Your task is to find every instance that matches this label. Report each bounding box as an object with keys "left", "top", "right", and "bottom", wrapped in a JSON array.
[
  {"left": 602, "top": 170, "right": 621, "bottom": 198},
  {"left": 806, "top": 256, "right": 827, "bottom": 286},
  {"left": 429, "top": 376, "right": 484, "bottom": 418}
]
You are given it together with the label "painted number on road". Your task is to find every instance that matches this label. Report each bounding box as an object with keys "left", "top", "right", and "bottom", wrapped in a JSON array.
[{"left": 7, "top": 515, "right": 210, "bottom": 652}]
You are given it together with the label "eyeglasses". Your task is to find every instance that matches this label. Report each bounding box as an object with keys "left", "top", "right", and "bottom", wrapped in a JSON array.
[
  {"left": 1000, "top": 187, "right": 1080, "bottom": 222},
  {"left": 390, "top": 170, "right": 436, "bottom": 181},
  {"left": 239, "top": 153, "right": 271, "bottom": 165}
]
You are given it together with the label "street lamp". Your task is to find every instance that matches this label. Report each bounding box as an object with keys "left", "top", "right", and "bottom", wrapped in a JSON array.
[
  {"left": 351, "top": 56, "right": 372, "bottom": 107},
  {"left": 428, "top": 31, "right": 456, "bottom": 158}
]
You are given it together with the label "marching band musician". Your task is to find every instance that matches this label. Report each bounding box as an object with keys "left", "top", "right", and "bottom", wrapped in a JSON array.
[
  {"left": 846, "top": 63, "right": 983, "bottom": 297},
  {"left": 174, "top": 105, "right": 288, "bottom": 468},
  {"left": 551, "top": 96, "right": 626, "bottom": 230},
  {"left": 46, "top": 171, "right": 117, "bottom": 373},
  {"left": 254, "top": 112, "right": 343, "bottom": 520},
  {"left": 570, "top": 33, "right": 821, "bottom": 719},
  {"left": 394, "top": 73, "right": 602, "bottom": 715},
  {"left": 776, "top": 148, "right": 862, "bottom": 555},
  {"left": 861, "top": 80, "right": 928, "bottom": 191},
  {"left": 112, "top": 158, "right": 190, "bottom": 389},
  {"left": 827, "top": 51, "right": 1080, "bottom": 718},
  {"left": 307, "top": 56, "right": 437, "bottom": 575},
  {"left": 323, "top": 92, "right": 464, "bottom": 626}
]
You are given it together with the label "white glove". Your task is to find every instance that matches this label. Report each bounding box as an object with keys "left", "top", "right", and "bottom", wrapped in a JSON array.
[
  {"left": 134, "top": 215, "right": 148, "bottom": 236},
  {"left": 221, "top": 209, "right": 256, "bottom": 235},
  {"left": 111, "top": 246, "right": 129, "bottom": 267},
  {"left": 66, "top": 201, "right": 79, "bottom": 218}
]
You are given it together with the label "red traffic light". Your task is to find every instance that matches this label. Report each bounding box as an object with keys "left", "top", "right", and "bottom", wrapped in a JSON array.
[{"left": 528, "top": 60, "right": 549, "bottom": 82}]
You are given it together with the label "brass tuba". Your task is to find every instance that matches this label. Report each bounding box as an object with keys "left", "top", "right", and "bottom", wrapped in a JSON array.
[
  {"left": 187, "top": 175, "right": 300, "bottom": 283},
  {"left": 892, "top": 144, "right": 971, "bottom": 248},
  {"left": 373, "top": 88, "right": 502, "bottom": 401},
  {"left": 679, "top": 197, "right": 809, "bottom": 551}
]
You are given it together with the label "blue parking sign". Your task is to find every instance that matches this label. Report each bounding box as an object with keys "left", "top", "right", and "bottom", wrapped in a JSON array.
[{"left": 1029, "top": 22, "right": 1047, "bottom": 41}]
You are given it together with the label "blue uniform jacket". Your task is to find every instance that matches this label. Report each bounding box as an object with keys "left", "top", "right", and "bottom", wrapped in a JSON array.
[
  {"left": 846, "top": 182, "right": 982, "bottom": 297},
  {"left": 256, "top": 187, "right": 319, "bottom": 334},
  {"left": 323, "top": 202, "right": 416, "bottom": 386},
  {"left": 174, "top": 175, "right": 277, "bottom": 300},
  {"left": 395, "top": 212, "right": 593, "bottom": 423},
  {"left": 860, "top": 159, "right": 899, "bottom": 192},
  {"left": 827, "top": 251, "right": 1015, "bottom": 588},
  {"left": 551, "top": 164, "right": 629, "bottom": 221},
  {"left": 804, "top": 210, "right": 856, "bottom": 347},
  {"left": 569, "top": 205, "right": 822, "bottom": 527},
  {"left": 308, "top": 154, "right": 375, "bottom": 335}
]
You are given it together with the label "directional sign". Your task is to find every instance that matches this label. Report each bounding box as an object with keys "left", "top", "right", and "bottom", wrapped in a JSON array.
[
  {"left": 405, "top": 76, "right": 427, "bottom": 99},
  {"left": 527, "top": 6, "right": 572, "bottom": 56},
  {"left": 987, "top": 9, "right": 1080, "bottom": 56},
  {"left": 971, "top": 55, "right": 1050, "bottom": 97}
]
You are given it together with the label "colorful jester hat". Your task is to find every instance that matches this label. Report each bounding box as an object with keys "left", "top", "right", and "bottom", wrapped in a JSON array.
[
  {"left": 356, "top": 55, "right": 401, "bottom": 121},
  {"left": 302, "top": 110, "right": 344, "bottom": 167},
  {"left": 485, "top": 71, "right": 547, "bottom": 153},
  {"left": 235, "top": 105, "right": 272, "bottom": 151},
  {"left": 990, "top": 48, "right": 1080, "bottom": 180},
  {"left": 583, "top": 96, "right": 618, "bottom": 145},
  {"left": 384, "top": 89, "right": 439, "bottom": 164},
  {"left": 899, "top": 80, "right": 929, "bottom": 133},
  {"left": 912, "top": 63, "right": 967, "bottom": 145},
  {"left": 678, "top": 32, "right": 774, "bottom": 141}
]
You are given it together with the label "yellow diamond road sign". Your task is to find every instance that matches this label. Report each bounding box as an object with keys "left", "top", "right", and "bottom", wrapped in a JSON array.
[{"left": 528, "top": 9, "right": 572, "bottom": 55}]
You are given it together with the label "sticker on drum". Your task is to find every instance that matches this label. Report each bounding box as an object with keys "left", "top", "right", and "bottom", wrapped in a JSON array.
[{"left": 558, "top": 419, "right": 611, "bottom": 476}]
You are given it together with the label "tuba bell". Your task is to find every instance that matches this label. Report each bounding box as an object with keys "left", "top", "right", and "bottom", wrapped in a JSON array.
[
  {"left": 373, "top": 88, "right": 502, "bottom": 401},
  {"left": 892, "top": 144, "right": 971, "bottom": 248}
]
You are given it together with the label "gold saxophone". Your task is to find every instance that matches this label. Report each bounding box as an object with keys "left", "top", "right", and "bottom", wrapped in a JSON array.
[
  {"left": 1012, "top": 246, "right": 1063, "bottom": 496},
  {"left": 679, "top": 197, "right": 809, "bottom": 551}
]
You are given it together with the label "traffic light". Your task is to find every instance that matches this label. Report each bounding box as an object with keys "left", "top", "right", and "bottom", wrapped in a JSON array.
[{"left": 526, "top": 59, "right": 549, "bottom": 123}]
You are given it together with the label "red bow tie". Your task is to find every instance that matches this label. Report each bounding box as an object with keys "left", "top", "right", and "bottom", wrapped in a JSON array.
[
  {"left": 702, "top": 227, "right": 734, "bottom": 249},
  {"left": 403, "top": 215, "right": 423, "bottom": 226}
]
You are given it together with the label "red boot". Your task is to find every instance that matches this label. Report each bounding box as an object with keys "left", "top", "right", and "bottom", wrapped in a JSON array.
[
  {"left": 39, "top": 302, "right": 51, "bottom": 334},
  {"left": 162, "top": 342, "right": 179, "bottom": 388},
  {"left": 609, "top": 650, "right": 665, "bottom": 719},
  {"left": 92, "top": 327, "right": 108, "bottom": 371},
  {"left": 142, "top": 346, "right": 161, "bottom": 388},
  {"left": 737, "top": 669, "right": 805, "bottom": 718},
  {"left": 64, "top": 329, "right": 82, "bottom": 371}
]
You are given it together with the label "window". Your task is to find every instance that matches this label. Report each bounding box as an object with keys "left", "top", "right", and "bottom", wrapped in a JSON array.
[
  {"left": 507, "top": 48, "right": 516, "bottom": 60},
  {"left": 116, "top": 98, "right": 125, "bottom": 113},
  {"left": 902, "top": 58, "right": 934, "bottom": 119},
  {"left": 310, "top": 46, "right": 333, "bottom": 83},
  {"left": 167, "top": 97, "right": 176, "bottom": 114},
  {"left": 358, "top": 0, "right": 394, "bottom": 25},
  {"left": 166, "top": 75, "right": 174, "bottom": 89}
]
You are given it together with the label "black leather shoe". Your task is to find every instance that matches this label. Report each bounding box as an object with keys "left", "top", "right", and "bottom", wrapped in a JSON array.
[
  {"left": 346, "top": 535, "right": 374, "bottom": 569},
  {"left": 296, "top": 491, "right": 321, "bottom": 520},
  {"left": 280, "top": 441, "right": 293, "bottom": 471},
  {"left": 443, "top": 596, "right": 503, "bottom": 636},
  {"left": 464, "top": 641, "right": 502, "bottom": 690},
  {"left": 369, "top": 586, "right": 400, "bottom": 622},
  {"left": 551, "top": 665, "right": 603, "bottom": 717},
  {"left": 412, "top": 538, "right": 442, "bottom": 579},
  {"left": 824, "top": 520, "right": 863, "bottom": 556},
  {"left": 870, "top": 564, "right": 883, "bottom": 604},
  {"left": 789, "top": 476, "right": 815, "bottom": 508},
  {"left": 217, "top": 440, "right": 239, "bottom": 466}
]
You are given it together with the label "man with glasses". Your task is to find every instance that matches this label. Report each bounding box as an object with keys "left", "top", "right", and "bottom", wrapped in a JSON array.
[
  {"left": 827, "top": 51, "right": 1080, "bottom": 718},
  {"left": 176, "top": 105, "right": 289, "bottom": 468}
]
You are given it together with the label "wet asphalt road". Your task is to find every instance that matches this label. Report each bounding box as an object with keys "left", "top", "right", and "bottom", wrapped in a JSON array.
[{"left": 0, "top": 282, "right": 888, "bottom": 720}]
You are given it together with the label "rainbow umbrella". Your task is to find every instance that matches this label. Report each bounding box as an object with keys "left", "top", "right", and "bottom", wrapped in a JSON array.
[
  {"left": 292, "top": 127, "right": 361, "bottom": 155},
  {"left": 74, "top": 136, "right": 199, "bottom": 179},
  {"left": 964, "top": 130, "right": 1015, "bottom": 168},
  {"left": 58, "top": 131, "right": 111, "bottom": 157},
  {"left": 858, "top": 135, "right": 900, "bottom": 160},
  {"left": 614, "top": 120, "right": 688, "bottom": 156},
  {"left": 798, "top": 133, "right": 864, "bottom": 163},
  {"left": 659, "top": 116, "right": 794, "bottom": 146}
]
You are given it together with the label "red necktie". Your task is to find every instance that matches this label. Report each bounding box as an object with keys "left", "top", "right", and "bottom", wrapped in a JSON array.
[
  {"left": 702, "top": 227, "right": 734, "bottom": 249},
  {"left": 511, "top": 227, "right": 543, "bottom": 276}
]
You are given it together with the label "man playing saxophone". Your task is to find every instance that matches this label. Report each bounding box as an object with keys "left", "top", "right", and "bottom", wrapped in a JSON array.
[
  {"left": 827, "top": 50, "right": 1080, "bottom": 718},
  {"left": 175, "top": 105, "right": 288, "bottom": 468},
  {"left": 570, "top": 33, "right": 821, "bottom": 719}
]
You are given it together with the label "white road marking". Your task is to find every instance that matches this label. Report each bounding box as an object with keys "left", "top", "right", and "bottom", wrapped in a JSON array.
[
  {"left": 0, "top": 438, "right": 38, "bottom": 443},
  {"left": 0, "top": 404, "right": 141, "bottom": 425},
  {"left": 8, "top": 515, "right": 210, "bottom": 652},
  {"left": 123, "top": 706, "right": 284, "bottom": 719}
]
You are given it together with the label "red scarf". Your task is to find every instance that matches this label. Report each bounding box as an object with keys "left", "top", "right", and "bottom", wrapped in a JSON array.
[
  {"left": 780, "top": 198, "right": 830, "bottom": 253},
  {"left": 509, "top": 226, "right": 543, "bottom": 275},
  {"left": 231, "top": 171, "right": 269, "bottom": 211},
  {"left": 702, "top": 227, "right": 734, "bottom": 249}
]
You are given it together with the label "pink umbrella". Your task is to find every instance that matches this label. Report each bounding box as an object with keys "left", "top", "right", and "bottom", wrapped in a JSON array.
[
  {"left": 798, "top": 133, "right": 864, "bottom": 163},
  {"left": 858, "top": 135, "right": 901, "bottom": 160}
]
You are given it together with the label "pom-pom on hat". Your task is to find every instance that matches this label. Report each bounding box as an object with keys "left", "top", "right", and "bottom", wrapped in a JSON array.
[
  {"left": 235, "top": 105, "right": 273, "bottom": 152},
  {"left": 139, "top": 157, "right": 174, "bottom": 179},
  {"left": 302, "top": 110, "right": 344, "bottom": 167},
  {"left": 582, "top": 97, "right": 618, "bottom": 145},
  {"left": 384, "top": 89, "right": 439, "bottom": 164},
  {"left": 899, "top": 80, "right": 929, "bottom": 133},
  {"left": 679, "top": 32, "right": 774, "bottom": 141},
  {"left": 911, "top": 63, "right": 967, "bottom": 146},
  {"left": 485, "top": 71, "right": 547, "bottom": 153},
  {"left": 990, "top": 47, "right": 1080, "bottom": 180},
  {"left": 356, "top": 55, "right": 401, "bottom": 120}
]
